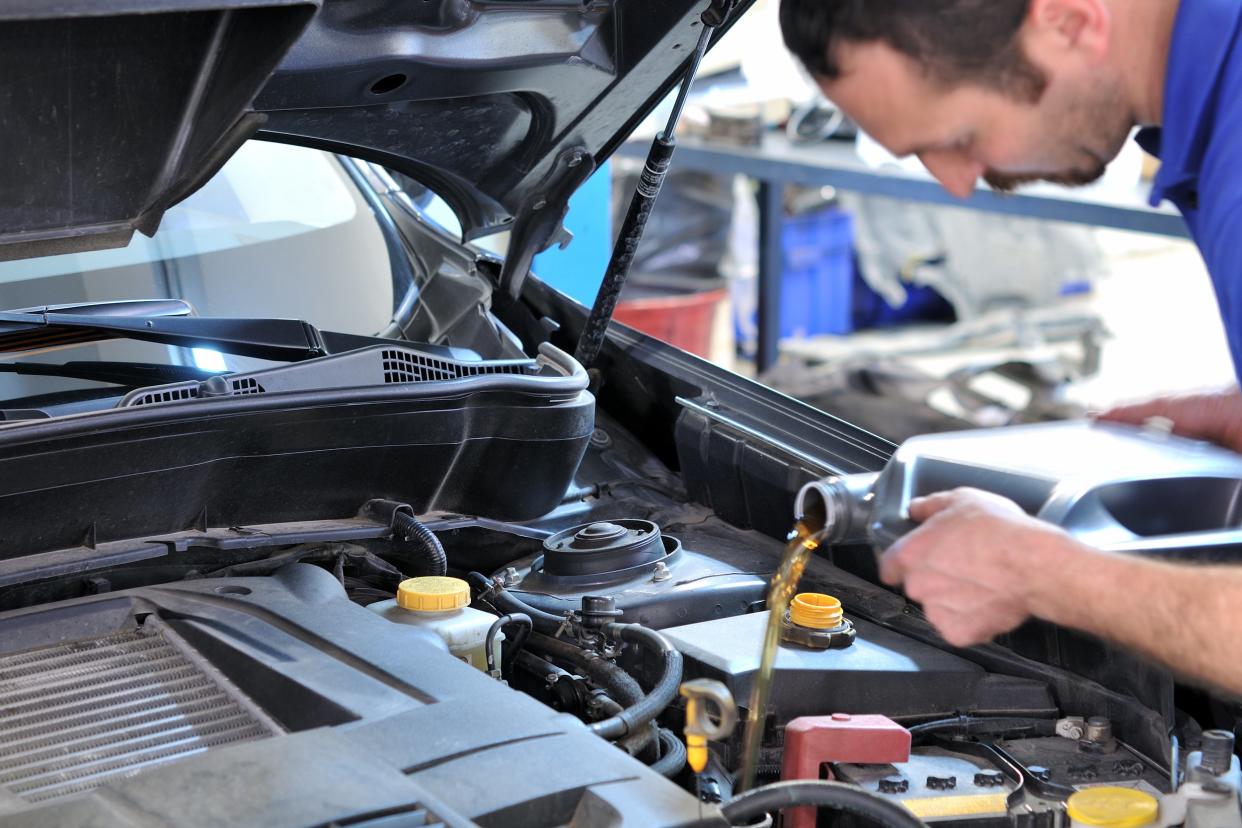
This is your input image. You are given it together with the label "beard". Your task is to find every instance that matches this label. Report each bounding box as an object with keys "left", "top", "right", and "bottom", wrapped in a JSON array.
[
  {"left": 983, "top": 159, "right": 1108, "bottom": 193},
  {"left": 982, "top": 74, "right": 1131, "bottom": 194}
]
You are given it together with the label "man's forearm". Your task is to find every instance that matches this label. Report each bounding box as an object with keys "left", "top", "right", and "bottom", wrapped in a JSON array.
[{"left": 1027, "top": 539, "right": 1242, "bottom": 695}]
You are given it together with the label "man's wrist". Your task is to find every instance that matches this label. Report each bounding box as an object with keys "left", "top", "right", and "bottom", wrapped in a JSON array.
[{"left": 1018, "top": 529, "right": 1099, "bottom": 628}]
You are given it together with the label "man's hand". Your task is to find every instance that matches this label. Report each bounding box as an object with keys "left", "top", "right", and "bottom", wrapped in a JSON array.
[
  {"left": 879, "top": 488, "right": 1083, "bottom": 647},
  {"left": 1096, "top": 385, "right": 1242, "bottom": 454}
]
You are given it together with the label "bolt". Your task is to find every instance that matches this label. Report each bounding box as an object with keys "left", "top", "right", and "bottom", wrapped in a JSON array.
[
  {"left": 878, "top": 777, "right": 909, "bottom": 794},
  {"left": 1057, "top": 716, "right": 1087, "bottom": 740},
  {"left": 652, "top": 561, "right": 671, "bottom": 582},
  {"left": 568, "top": 152, "right": 585, "bottom": 168},
  {"left": 1085, "top": 717, "right": 1113, "bottom": 744},
  {"left": 545, "top": 673, "right": 559, "bottom": 685},
  {"left": 501, "top": 567, "right": 522, "bottom": 587},
  {"left": 927, "top": 775, "right": 957, "bottom": 791},
  {"left": 1201, "top": 730, "right": 1236, "bottom": 776},
  {"left": 589, "top": 428, "right": 613, "bottom": 449}
]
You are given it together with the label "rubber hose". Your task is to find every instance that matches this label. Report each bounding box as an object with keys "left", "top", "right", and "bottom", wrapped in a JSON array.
[
  {"left": 720, "top": 781, "right": 928, "bottom": 828},
  {"left": 650, "top": 728, "right": 687, "bottom": 778},
  {"left": 485, "top": 613, "right": 532, "bottom": 675},
  {"left": 586, "top": 622, "right": 683, "bottom": 741},
  {"left": 621, "top": 722, "right": 659, "bottom": 759},
  {"left": 526, "top": 632, "right": 655, "bottom": 756},
  {"left": 527, "top": 632, "right": 644, "bottom": 705},
  {"left": 392, "top": 513, "right": 447, "bottom": 576},
  {"left": 468, "top": 573, "right": 567, "bottom": 634}
]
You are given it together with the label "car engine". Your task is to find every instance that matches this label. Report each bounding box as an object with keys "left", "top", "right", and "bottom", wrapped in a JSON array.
[{"left": 0, "top": 335, "right": 1235, "bottom": 828}]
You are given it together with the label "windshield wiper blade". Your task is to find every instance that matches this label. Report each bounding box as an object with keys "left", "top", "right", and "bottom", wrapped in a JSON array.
[
  {"left": 0, "top": 299, "right": 475, "bottom": 362},
  {"left": 0, "top": 361, "right": 221, "bottom": 387},
  {"left": 0, "top": 308, "right": 328, "bottom": 361}
]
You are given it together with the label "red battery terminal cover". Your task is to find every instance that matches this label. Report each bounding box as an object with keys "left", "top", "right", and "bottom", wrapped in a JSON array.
[{"left": 781, "top": 713, "right": 912, "bottom": 828}]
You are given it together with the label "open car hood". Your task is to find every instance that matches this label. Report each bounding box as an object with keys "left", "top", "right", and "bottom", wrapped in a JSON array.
[{"left": 1, "top": 0, "right": 749, "bottom": 294}]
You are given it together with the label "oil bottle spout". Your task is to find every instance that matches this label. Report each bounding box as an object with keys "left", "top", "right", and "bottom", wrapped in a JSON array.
[{"left": 794, "top": 473, "right": 879, "bottom": 545}]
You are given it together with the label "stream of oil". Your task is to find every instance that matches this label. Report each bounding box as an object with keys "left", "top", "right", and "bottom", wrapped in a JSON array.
[{"left": 736, "top": 519, "right": 825, "bottom": 792}]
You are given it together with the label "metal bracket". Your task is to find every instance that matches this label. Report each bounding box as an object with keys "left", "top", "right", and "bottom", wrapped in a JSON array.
[
  {"left": 497, "top": 146, "right": 597, "bottom": 300},
  {"left": 701, "top": 0, "right": 738, "bottom": 27}
]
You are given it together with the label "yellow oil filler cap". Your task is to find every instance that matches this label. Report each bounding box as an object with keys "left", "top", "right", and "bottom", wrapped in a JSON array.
[
  {"left": 1066, "top": 787, "right": 1159, "bottom": 828},
  {"left": 396, "top": 577, "right": 470, "bottom": 612},
  {"left": 790, "top": 593, "right": 844, "bottom": 629}
]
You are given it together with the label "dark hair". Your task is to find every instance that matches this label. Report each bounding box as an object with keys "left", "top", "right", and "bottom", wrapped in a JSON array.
[{"left": 780, "top": 0, "right": 1046, "bottom": 101}]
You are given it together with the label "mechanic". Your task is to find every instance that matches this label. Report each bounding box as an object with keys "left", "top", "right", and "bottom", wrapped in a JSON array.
[{"left": 779, "top": 0, "right": 1242, "bottom": 694}]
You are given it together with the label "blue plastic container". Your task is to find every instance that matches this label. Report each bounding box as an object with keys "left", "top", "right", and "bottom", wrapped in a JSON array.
[{"left": 779, "top": 207, "right": 855, "bottom": 338}]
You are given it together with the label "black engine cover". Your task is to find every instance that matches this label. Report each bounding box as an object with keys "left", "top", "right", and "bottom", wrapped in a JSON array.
[{"left": 0, "top": 565, "right": 714, "bottom": 827}]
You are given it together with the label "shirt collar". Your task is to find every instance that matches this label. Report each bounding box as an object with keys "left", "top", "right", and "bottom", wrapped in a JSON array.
[{"left": 1147, "top": 0, "right": 1242, "bottom": 207}]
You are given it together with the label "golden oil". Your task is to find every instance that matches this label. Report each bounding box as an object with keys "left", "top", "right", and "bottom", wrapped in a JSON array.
[{"left": 736, "top": 519, "right": 823, "bottom": 792}]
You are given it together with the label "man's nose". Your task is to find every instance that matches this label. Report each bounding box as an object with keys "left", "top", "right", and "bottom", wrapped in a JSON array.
[{"left": 918, "top": 152, "right": 983, "bottom": 199}]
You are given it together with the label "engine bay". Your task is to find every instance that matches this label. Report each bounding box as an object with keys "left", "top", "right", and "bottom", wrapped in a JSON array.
[{"left": 0, "top": 383, "right": 1229, "bottom": 828}]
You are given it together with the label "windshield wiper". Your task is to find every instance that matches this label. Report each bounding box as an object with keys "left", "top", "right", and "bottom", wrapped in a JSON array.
[
  {"left": 0, "top": 361, "right": 221, "bottom": 387},
  {"left": 0, "top": 300, "right": 416, "bottom": 362}
]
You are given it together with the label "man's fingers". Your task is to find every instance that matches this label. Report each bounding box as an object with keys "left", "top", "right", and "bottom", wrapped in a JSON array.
[
  {"left": 1094, "top": 400, "right": 1166, "bottom": 425},
  {"left": 908, "top": 491, "right": 957, "bottom": 522},
  {"left": 879, "top": 544, "right": 907, "bottom": 586}
]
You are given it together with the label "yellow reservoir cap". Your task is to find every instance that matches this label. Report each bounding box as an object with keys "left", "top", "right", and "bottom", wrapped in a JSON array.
[
  {"left": 397, "top": 577, "right": 470, "bottom": 612},
  {"left": 1066, "top": 787, "right": 1159, "bottom": 828},
  {"left": 790, "top": 593, "right": 844, "bottom": 630}
]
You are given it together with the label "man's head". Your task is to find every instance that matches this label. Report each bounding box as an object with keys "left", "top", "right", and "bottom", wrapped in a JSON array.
[{"left": 780, "top": 0, "right": 1136, "bottom": 196}]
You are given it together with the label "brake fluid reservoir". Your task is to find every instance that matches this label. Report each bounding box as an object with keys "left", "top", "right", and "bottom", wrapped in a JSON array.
[
  {"left": 367, "top": 577, "right": 500, "bottom": 672},
  {"left": 1066, "top": 787, "right": 1159, "bottom": 828}
]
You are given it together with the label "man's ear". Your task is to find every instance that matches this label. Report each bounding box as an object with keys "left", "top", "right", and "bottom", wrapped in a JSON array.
[{"left": 1026, "top": 0, "right": 1111, "bottom": 63}]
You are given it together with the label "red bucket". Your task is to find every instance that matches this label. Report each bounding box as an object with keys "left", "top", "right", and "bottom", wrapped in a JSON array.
[{"left": 613, "top": 287, "right": 727, "bottom": 358}]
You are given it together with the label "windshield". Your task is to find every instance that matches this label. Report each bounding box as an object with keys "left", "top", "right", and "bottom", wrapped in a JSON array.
[{"left": 0, "top": 142, "right": 398, "bottom": 411}]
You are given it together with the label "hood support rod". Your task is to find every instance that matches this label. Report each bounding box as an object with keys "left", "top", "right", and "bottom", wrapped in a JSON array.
[{"left": 573, "top": 3, "right": 729, "bottom": 376}]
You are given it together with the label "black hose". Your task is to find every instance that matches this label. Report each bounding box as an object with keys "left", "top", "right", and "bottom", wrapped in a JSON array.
[
  {"left": 484, "top": 613, "right": 532, "bottom": 675},
  {"left": 721, "top": 781, "right": 927, "bottom": 828},
  {"left": 392, "top": 512, "right": 447, "bottom": 576},
  {"left": 468, "top": 572, "right": 568, "bottom": 634},
  {"left": 527, "top": 631, "right": 659, "bottom": 756},
  {"left": 650, "top": 728, "right": 687, "bottom": 778},
  {"left": 587, "top": 622, "right": 683, "bottom": 742},
  {"left": 527, "top": 632, "right": 644, "bottom": 705}
]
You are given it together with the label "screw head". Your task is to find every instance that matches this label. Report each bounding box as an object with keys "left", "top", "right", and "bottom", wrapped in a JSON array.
[{"left": 652, "top": 561, "right": 671, "bottom": 582}]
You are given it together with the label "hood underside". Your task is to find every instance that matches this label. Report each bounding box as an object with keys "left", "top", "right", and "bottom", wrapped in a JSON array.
[{"left": 0, "top": 0, "right": 750, "bottom": 287}]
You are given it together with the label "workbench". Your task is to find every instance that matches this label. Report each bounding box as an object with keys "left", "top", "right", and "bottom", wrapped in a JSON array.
[{"left": 617, "top": 133, "right": 1187, "bottom": 372}]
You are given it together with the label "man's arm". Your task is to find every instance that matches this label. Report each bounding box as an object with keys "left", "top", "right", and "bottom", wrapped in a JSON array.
[{"left": 881, "top": 488, "right": 1242, "bottom": 695}]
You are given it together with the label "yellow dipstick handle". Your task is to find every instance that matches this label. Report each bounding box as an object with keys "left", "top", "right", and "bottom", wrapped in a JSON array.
[
  {"left": 685, "top": 698, "right": 710, "bottom": 773},
  {"left": 679, "top": 679, "right": 738, "bottom": 774}
]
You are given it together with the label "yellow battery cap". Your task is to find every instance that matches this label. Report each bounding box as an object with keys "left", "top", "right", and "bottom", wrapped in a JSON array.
[
  {"left": 1066, "top": 787, "right": 1159, "bottom": 828},
  {"left": 397, "top": 577, "right": 471, "bottom": 612},
  {"left": 790, "top": 593, "right": 844, "bottom": 630}
]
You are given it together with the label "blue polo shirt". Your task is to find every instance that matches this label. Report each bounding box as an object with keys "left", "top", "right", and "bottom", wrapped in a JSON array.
[{"left": 1135, "top": 0, "right": 1242, "bottom": 378}]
